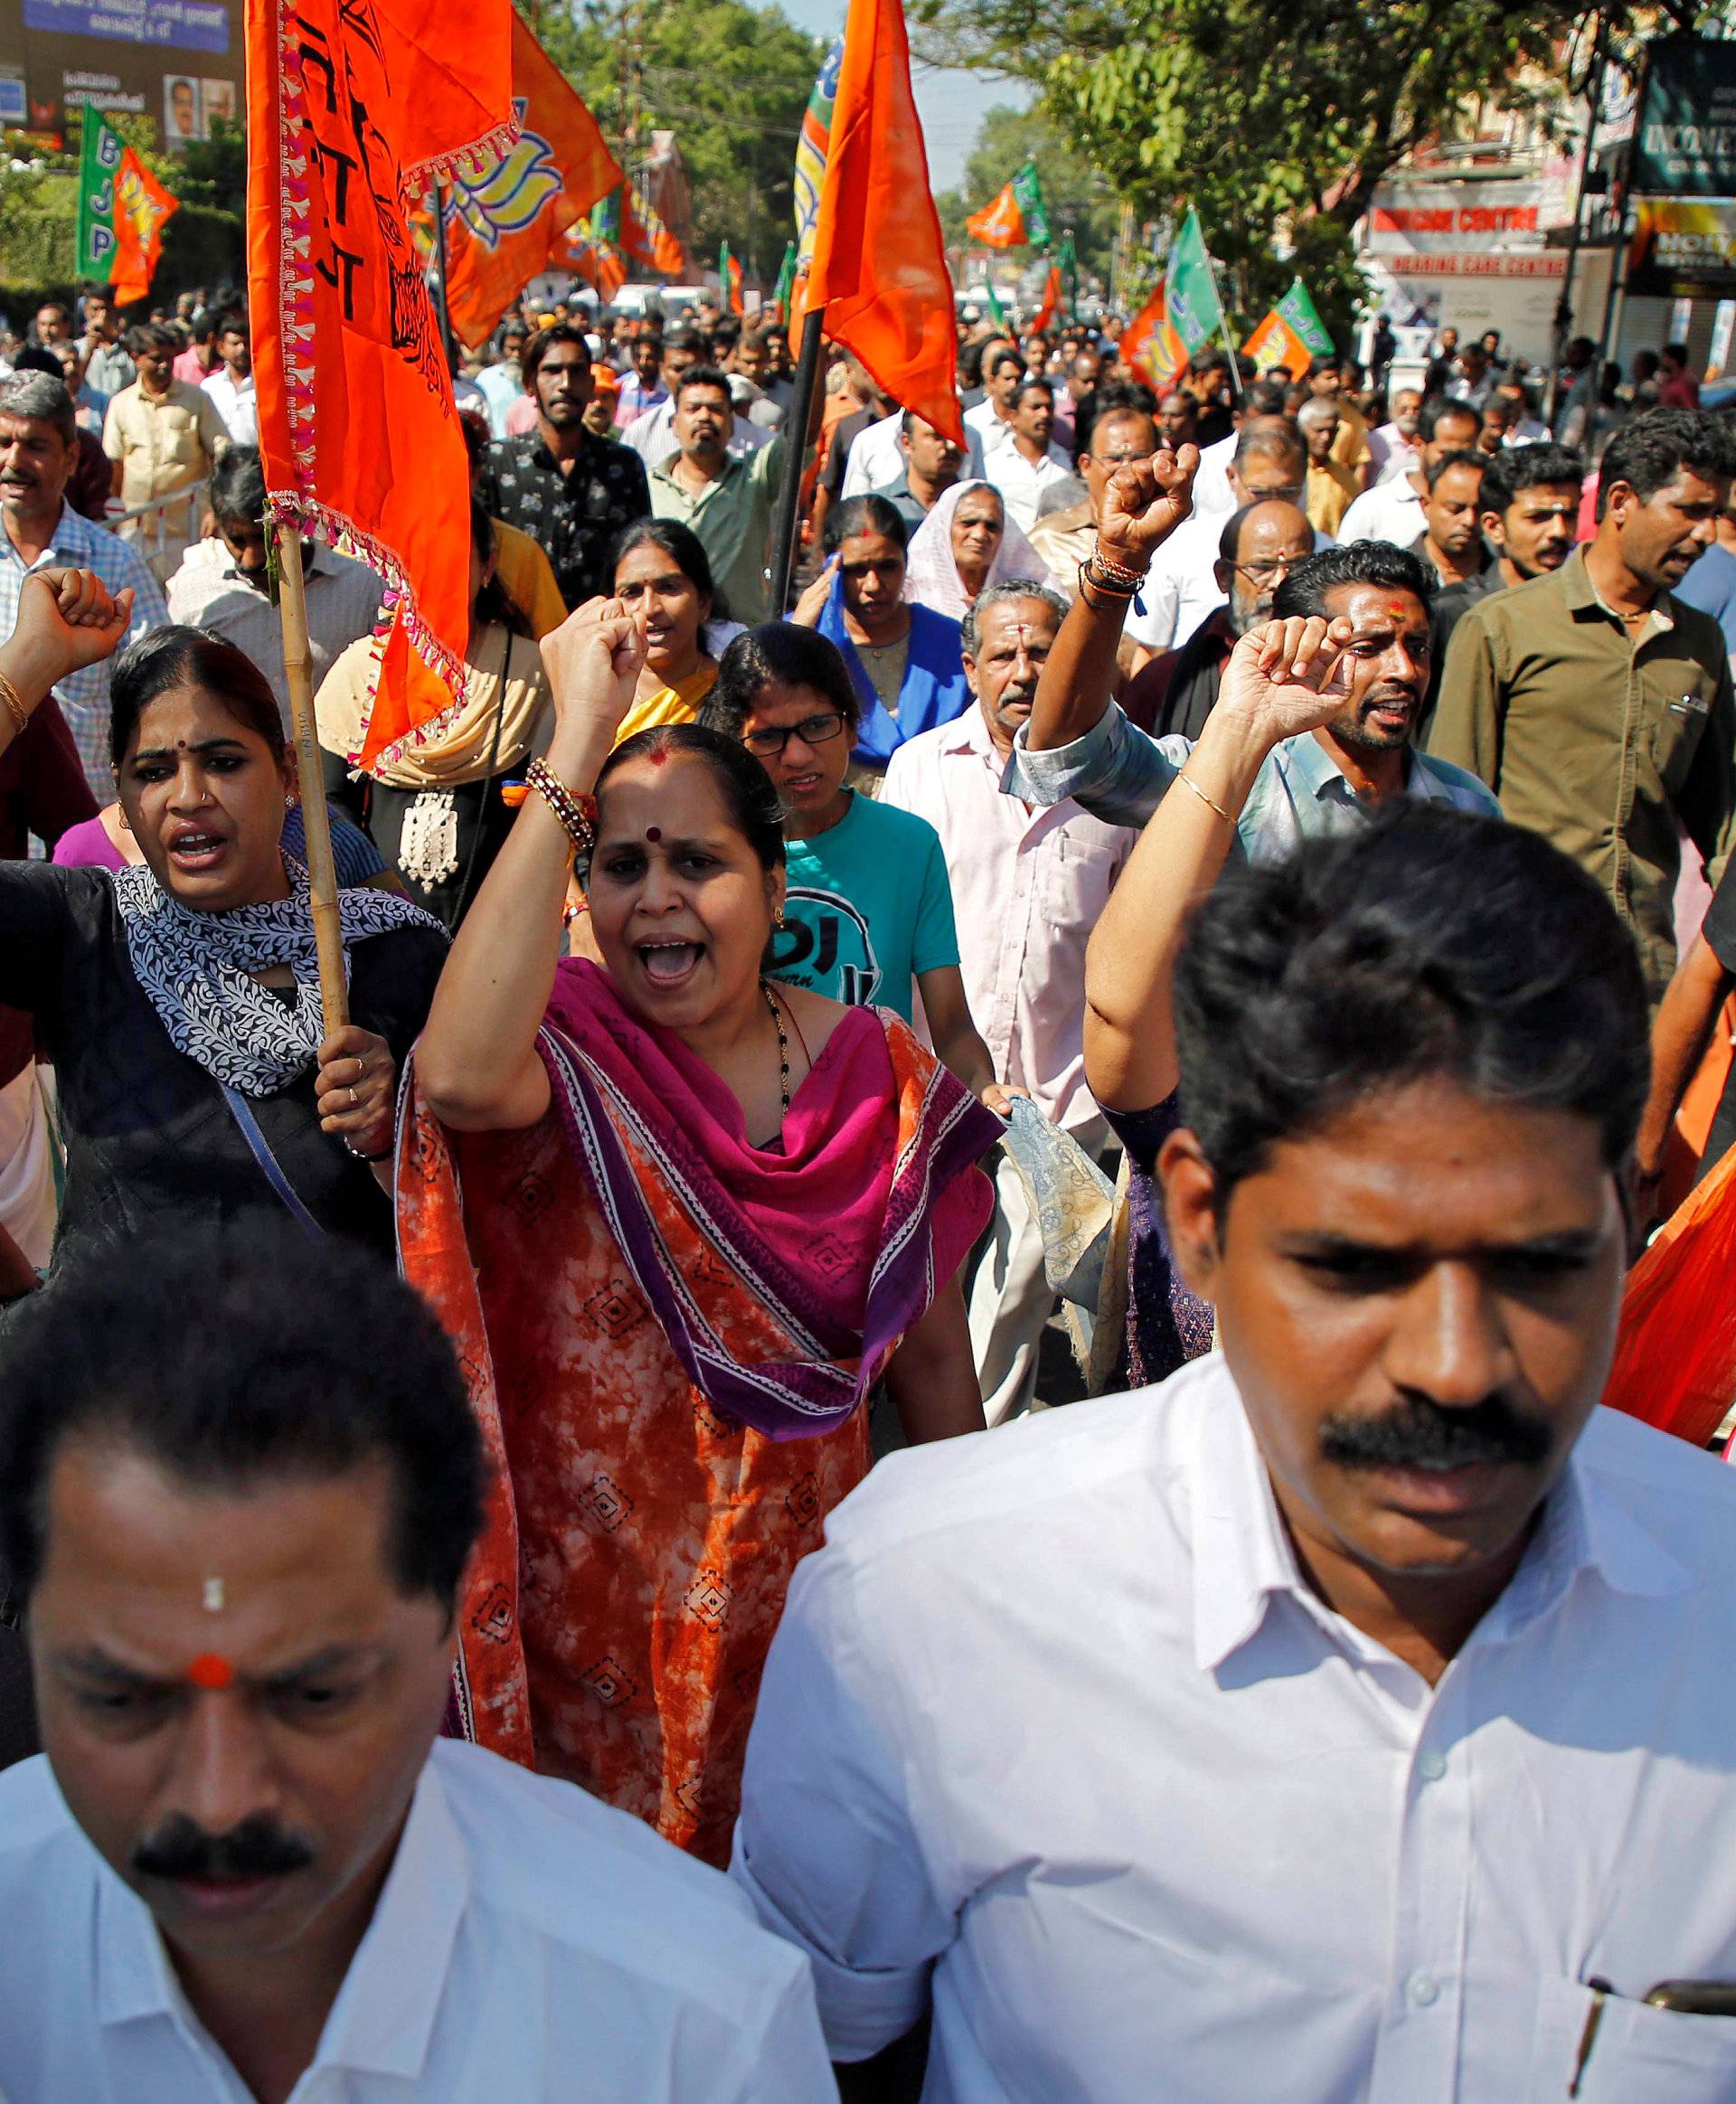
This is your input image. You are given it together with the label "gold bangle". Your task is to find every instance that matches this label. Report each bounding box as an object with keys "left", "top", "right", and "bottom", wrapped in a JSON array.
[
  {"left": 0, "top": 673, "right": 28, "bottom": 741},
  {"left": 1176, "top": 769, "right": 1233, "bottom": 825}
]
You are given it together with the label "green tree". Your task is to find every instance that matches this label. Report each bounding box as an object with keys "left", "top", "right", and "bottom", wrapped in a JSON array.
[
  {"left": 934, "top": 102, "right": 1117, "bottom": 286},
  {"left": 529, "top": 0, "right": 823, "bottom": 283},
  {"left": 914, "top": 0, "right": 1670, "bottom": 340}
]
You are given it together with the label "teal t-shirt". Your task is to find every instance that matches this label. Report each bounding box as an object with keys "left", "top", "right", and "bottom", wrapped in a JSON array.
[{"left": 769, "top": 792, "right": 959, "bottom": 1020}]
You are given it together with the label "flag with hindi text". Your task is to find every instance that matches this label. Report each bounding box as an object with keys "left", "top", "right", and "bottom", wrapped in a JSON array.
[
  {"left": 1165, "top": 206, "right": 1223, "bottom": 359},
  {"left": 245, "top": 0, "right": 514, "bottom": 768},
  {"left": 442, "top": 14, "right": 620, "bottom": 352}
]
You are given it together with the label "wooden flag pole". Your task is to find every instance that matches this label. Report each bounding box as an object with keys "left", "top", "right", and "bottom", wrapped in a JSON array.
[
  {"left": 767, "top": 300, "right": 826, "bottom": 618},
  {"left": 276, "top": 523, "right": 349, "bottom": 1034}
]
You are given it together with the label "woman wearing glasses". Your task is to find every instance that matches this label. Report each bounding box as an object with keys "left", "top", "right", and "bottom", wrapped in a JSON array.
[
  {"left": 406, "top": 598, "right": 1000, "bottom": 1867},
  {"left": 701, "top": 624, "right": 1002, "bottom": 1107}
]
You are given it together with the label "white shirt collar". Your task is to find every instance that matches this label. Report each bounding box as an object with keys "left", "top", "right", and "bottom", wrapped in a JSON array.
[
  {"left": 1188, "top": 1372, "right": 1693, "bottom": 1676},
  {"left": 96, "top": 1754, "right": 468, "bottom": 2081}
]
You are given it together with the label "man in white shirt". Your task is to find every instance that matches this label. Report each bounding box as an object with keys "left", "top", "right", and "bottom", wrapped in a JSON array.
[
  {"left": 0, "top": 1226, "right": 833, "bottom": 2104},
  {"left": 199, "top": 311, "right": 258, "bottom": 448},
  {"left": 476, "top": 319, "right": 531, "bottom": 439},
  {"left": 841, "top": 402, "right": 985, "bottom": 500},
  {"left": 1338, "top": 393, "right": 1481, "bottom": 550},
  {"left": 882, "top": 582, "right": 1137, "bottom": 1420},
  {"left": 981, "top": 377, "right": 1072, "bottom": 535},
  {"left": 1366, "top": 383, "right": 1423, "bottom": 485},
  {"left": 732, "top": 798, "right": 1736, "bottom": 2101},
  {"left": 961, "top": 343, "right": 1028, "bottom": 460}
]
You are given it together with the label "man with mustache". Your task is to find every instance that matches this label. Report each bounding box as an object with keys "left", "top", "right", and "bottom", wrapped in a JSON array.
[
  {"left": 1430, "top": 407, "right": 1736, "bottom": 999},
  {"left": 648, "top": 366, "right": 795, "bottom": 623},
  {"left": 735, "top": 713, "right": 1736, "bottom": 2091},
  {"left": 1005, "top": 449, "right": 1499, "bottom": 853},
  {"left": 0, "top": 1226, "right": 834, "bottom": 2103},
  {"left": 882, "top": 580, "right": 1139, "bottom": 1424}
]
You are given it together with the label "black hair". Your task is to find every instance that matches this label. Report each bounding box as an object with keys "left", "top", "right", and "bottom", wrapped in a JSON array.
[
  {"left": 701, "top": 622, "right": 862, "bottom": 736},
  {"left": 1077, "top": 380, "right": 1156, "bottom": 456},
  {"left": 608, "top": 514, "right": 722, "bottom": 615},
  {"left": 1174, "top": 804, "right": 1649, "bottom": 1209},
  {"left": 823, "top": 492, "right": 909, "bottom": 556},
  {"left": 673, "top": 363, "right": 733, "bottom": 408},
  {"left": 520, "top": 323, "right": 591, "bottom": 388},
  {"left": 662, "top": 326, "right": 703, "bottom": 359},
  {"left": 1244, "top": 378, "right": 1292, "bottom": 418},
  {"left": 124, "top": 322, "right": 178, "bottom": 357},
  {"left": 0, "top": 1224, "right": 486, "bottom": 1616},
  {"left": 1479, "top": 442, "right": 1585, "bottom": 514},
  {"left": 214, "top": 307, "right": 248, "bottom": 343},
  {"left": 1273, "top": 540, "right": 1435, "bottom": 618},
  {"left": 1424, "top": 446, "right": 1487, "bottom": 495},
  {"left": 596, "top": 721, "right": 787, "bottom": 872},
  {"left": 108, "top": 625, "right": 285, "bottom": 767},
  {"left": 208, "top": 443, "right": 267, "bottom": 526},
  {"left": 1014, "top": 376, "right": 1054, "bottom": 405},
  {"left": 470, "top": 500, "right": 532, "bottom": 637},
  {"left": 1597, "top": 408, "right": 1736, "bottom": 518},
  {"left": 1417, "top": 393, "right": 1482, "bottom": 445}
]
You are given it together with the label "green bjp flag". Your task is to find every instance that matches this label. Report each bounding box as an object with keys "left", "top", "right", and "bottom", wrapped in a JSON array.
[
  {"left": 1277, "top": 277, "right": 1337, "bottom": 362},
  {"left": 75, "top": 102, "right": 127, "bottom": 280},
  {"left": 1011, "top": 159, "right": 1052, "bottom": 250},
  {"left": 1164, "top": 206, "right": 1223, "bottom": 357}
]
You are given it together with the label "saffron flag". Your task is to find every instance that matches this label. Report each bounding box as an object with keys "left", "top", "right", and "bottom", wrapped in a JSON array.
[
  {"left": 109, "top": 149, "right": 178, "bottom": 308},
  {"left": 1120, "top": 275, "right": 1187, "bottom": 392},
  {"left": 806, "top": 0, "right": 963, "bottom": 445},
  {"left": 245, "top": 0, "right": 514, "bottom": 768},
  {"left": 556, "top": 221, "right": 627, "bottom": 300},
  {"left": 1242, "top": 306, "right": 1314, "bottom": 377},
  {"left": 1277, "top": 277, "right": 1336, "bottom": 363},
  {"left": 442, "top": 14, "right": 620, "bottom": 352},
  {"left": 1165, "top": 205, "right": 1224, "bottom": 359},
  {"left": 621, "top": 178, "right": 686, "bottom": 277},
  {"left": 793, "top": 37, "right": 844, "bottom": 272},
  {"left": 967, "top": 181, "right": 1025, "bottom": 250},
  {"left": 1033, "top": 260, "right": 1062, "bottom": 332},
  {"left": 720, "top": 240, "right": 745, "bottom": 316}
]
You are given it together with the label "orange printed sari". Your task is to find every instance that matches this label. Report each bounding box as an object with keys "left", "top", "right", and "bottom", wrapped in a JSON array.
[{"left": 398, "top": 961, "right": 995, "bottom": 1863}]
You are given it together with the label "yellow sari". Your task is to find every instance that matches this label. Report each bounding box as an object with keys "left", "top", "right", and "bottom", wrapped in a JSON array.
[{"left": 613, "top": 660, "right": 719, "bottom": 748}]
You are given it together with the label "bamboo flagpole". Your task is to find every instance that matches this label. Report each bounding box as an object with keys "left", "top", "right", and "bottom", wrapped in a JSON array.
[{"left": 275, "top": 524, "right": 349, "bottom": 1034}]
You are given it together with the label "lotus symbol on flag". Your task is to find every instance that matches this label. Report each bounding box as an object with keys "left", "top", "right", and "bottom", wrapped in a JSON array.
[{"left": 448, "top": 99, "right": 561, "bottom": 251}]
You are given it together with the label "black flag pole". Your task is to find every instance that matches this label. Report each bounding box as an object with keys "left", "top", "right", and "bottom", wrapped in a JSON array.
[{"left": 767, "top": 301, "right": 826, "bottom": 617}]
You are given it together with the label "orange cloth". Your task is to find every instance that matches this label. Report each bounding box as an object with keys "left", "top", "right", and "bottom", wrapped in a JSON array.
[
  {"left": 245, "top": 0, "right": 513, "bottom": 770},
  {"left": 444, "top": 15, "right": 621, "bottom": 354},
  {"left": 966, "top": 181, "right": 1024, "bottom": 250},
  {"left": 806, "top": 0, "right": 964, "bottom": 446},
  {"left": 1121, "top": 276, "right": 1188, "bottom": 392},
  {"left": 110, "top": 150, "right": 177, "bottom": 308},
  {"left": 1244, "top": 306, "right": 1316, "bottom": 379}
]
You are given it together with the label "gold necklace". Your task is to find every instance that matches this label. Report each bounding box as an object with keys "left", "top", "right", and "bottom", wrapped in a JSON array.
[{"left": 760, "top": 979, "right": 791, "bottom": 1111}]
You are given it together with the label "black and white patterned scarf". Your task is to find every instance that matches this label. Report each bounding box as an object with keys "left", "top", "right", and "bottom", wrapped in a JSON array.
[{"left": 113, "top": 861, "right": 442, "bottom": 1098}]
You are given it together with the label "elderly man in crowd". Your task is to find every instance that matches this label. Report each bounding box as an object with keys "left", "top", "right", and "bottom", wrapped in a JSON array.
[{"left": 0, "top": 1226, "right": 835, "bottom": 2102}]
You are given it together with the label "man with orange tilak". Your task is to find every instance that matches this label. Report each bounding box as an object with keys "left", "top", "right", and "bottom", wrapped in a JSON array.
[{"left": 0, "top": 1225, "right": 833, "bottom": 2104}]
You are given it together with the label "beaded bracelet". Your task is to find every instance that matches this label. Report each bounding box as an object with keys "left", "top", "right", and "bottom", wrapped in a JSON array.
[
  {"left": 1076, "top": 559, "right": 1137, "bottom": 606},
  {"left": 1088, "top": 545, "right": 1150, "bottom": 590},
  {"left": 0, "top": 672, "right": 29, "bottom": 741},
  {"left": 526, "top": 757, "right": 599, "bottom": 854}
]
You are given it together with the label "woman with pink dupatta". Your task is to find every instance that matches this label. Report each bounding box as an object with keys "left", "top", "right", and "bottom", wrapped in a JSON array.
[{"left": 406, "top": 597, "right": 999, "bottom": 1866}]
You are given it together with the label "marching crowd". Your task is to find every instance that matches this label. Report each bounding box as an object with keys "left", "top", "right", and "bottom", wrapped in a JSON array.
[{"left": 2, "top": 274, "right": 1736, "bottom": 2102}]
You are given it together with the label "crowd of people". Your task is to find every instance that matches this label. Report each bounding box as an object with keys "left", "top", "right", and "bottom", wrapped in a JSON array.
[{"left": 2, "top": 268, "right": 1736, "bottom": 2103}]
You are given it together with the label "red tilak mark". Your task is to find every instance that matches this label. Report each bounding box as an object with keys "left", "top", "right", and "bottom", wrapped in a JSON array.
[
  {"left": 648, "top": 748, "right": 670, "bottom": 767},
  {"left": 645, "top": 826, "right": 662, "bottom": 843},
  {"left": 187, "top": 1653, "right": 234, "bottom": 1692},
  {"left": 1388, "top": 603, "right": 1407, "bottom": 620}
]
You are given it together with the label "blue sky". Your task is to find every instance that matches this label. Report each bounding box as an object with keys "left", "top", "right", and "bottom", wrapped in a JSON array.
[{"left": 757, "top": 0, "right": 1031, "bottom": 192}]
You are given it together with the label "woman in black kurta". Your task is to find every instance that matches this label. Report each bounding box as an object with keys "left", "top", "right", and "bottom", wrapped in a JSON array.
[{"left": 0, "top": 568, "right": 447, "bottom": 1274}]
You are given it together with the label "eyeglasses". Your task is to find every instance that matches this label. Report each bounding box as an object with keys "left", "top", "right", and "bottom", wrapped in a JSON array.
[
  {"left": 742, "top": 712, "right": 847, "bottom": 757},
  {"left": 1224, "top": 559, "right": 1299, "bottom": 587},
  {"left": 1241, "top": 483, "right": 1307, "bottom": 508}
]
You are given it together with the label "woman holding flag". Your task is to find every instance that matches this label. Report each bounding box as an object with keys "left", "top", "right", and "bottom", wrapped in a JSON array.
[
  {"left": 0, "top": 569, "right": 446, "bottom": 1277},
  {"left": 402, "top": 593, "right": 997, "bottom": 1865}
]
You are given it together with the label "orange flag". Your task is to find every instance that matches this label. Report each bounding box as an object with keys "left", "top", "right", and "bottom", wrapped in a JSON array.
[
  {"left": 245, "top": 0, "right": 514, "bottom": 769},
  {"left": 443, "top": 15, "right": 620, "bottom": 353},
  {"left": 1033, "top": 260, "right": 1062, "bottom": 332},
  {"left": 556, "top": 223, "right": 627, "bottom": 300},
  {"left": 965, "top": 182, "right": 1025, "bottom": 250},
  {"left": 806, "top": 0, "right": 962, "bottom": 445},
  {"left": 1241, "top": 306, "right": 1316, "bottom": 379},
  {"left": 621, "top": 180, "right": 687, "bottom": 277},
  {"left": 110, "top": 148, "right": 178, "bottom": 307},
  {"left": 1120, "top": 275, "right": 1188, "bottom": 393}
]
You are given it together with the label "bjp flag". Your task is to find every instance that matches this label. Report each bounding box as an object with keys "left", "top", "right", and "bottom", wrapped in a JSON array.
[
  {"left": 110, "top": 149, "right": 178, "bottom": 308},
  {"left": 443, "top": 15, "right": 621, "bottom": 352},
  {"left": 1120, "top": 275, "right": 1187, "bottom": 392},
  {"left": 245, "top": 0, "right": 513, "bottom": 767},
  {"left": 966, "top": 182, "right": 1025, "bottom": 250},
  {"left": 621, "top": 180, "right": 687, "bottom": 278},
  {"left": 1033, "top": 260, "right": 1062, "bottom": 332},
  {"left": 556, "top": 222, "right": 627, "bottom": 301},
  {"left": 806, "top": 0, "right": 963, "bottom": 445}
]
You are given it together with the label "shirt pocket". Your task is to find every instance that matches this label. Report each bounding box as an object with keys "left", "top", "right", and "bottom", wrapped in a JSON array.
[
  {"left": 160, "top": 410, "right": 203, "bottom": 468},
  {"left": 1649, "top": 683, "right": 1715, "bottom": 795},
  {"left": 1531, "top": 1975, "right": 1736, "bottom": 2101}
]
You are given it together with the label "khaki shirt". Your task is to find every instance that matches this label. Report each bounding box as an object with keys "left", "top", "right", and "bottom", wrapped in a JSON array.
[
  {"left": 101, "top": 379, "right": 226, "bottom": 510},
  {"left": 1429, "top": 546, "right": 1736, "bottom": 996},
  {"left": 648, "top": 439, "right": 788, "bottom": 625}
]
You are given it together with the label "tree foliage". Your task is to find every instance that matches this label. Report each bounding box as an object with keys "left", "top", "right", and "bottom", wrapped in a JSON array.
[
  {"left": 914, "top": 0, "right": 1663, "bottom": 338},
  {"left": 527, "top": 0, "right": 823, "bottom": 283},
  {"left": 933, "top": 103, "right": 1118, "bottom": 287}
]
